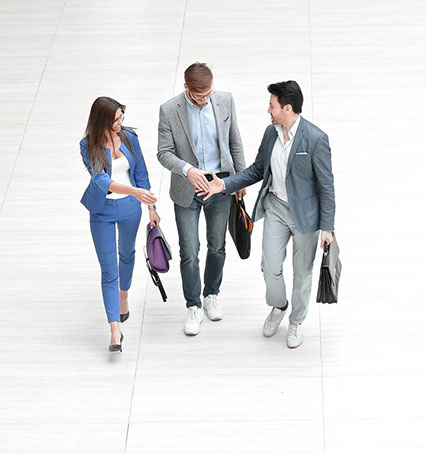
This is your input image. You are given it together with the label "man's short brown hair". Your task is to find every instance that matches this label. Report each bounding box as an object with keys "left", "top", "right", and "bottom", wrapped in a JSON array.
[{"left": 184, "top": 62, "right": 213, "bottom": 92}]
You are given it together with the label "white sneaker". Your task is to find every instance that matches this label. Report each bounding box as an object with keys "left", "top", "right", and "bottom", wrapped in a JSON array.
[
  {"left": 203, "top": 295, "right": 224, "bottom": 321},
  {"left": 184, "top": 306, "right": 204, "bottom": 336},
  {"left": 287, "top": 323, "right": 303, "bottom": 348},
  {"left": 263, "top": 304, "right": 288, "bottom": 337}
]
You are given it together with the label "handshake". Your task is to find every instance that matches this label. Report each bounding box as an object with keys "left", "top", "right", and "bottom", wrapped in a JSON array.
[{"left": 187, "top": 167, "right": 246, "bottom": 200}]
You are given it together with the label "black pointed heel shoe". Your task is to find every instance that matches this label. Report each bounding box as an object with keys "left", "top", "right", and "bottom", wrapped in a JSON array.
[
  {"left": 109, "top": 332, "right": 124, "bottom": 352},
  {"left": 120, "top": 311, "right": 130, "bottom": 323}
]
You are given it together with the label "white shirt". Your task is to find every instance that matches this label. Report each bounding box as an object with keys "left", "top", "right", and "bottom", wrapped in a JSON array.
[
  {"left": 269, "top": 115, "right": 301, "bottom": 202},
  {"left": 106, "top": 156, "right": 132, "bottom": 199}
]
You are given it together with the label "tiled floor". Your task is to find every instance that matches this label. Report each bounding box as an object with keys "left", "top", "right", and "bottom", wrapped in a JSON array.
[{"left": 1, "top": 0, "right": 425, "bottom": 452}]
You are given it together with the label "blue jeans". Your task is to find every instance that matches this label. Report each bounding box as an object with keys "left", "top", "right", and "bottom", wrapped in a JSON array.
[
  {"left": 89, "top": 196, "right": 142, "bottom": 323},
  {"left": 174, "top": 193, "right": 231, "bottom": 308}
]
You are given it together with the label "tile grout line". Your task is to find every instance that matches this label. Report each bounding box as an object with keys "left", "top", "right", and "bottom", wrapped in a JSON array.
[
  {"left": 153, "top": 0, "right": 189, "bottom": 219},
  {"left": 124, "top": 275, "right": 150, "bottom": 453},
  {"left": 307, "top": 1, "right": 325, "bottom": 453},
  {"left": 123, "top": 1, "right": 189, "bottom": 451},
  {"left": 172, "top": 0, "right": 189, "bottom": 96},
  {"left": 0, "top": 0, "right": 68, "bottom": 216},
  {"left": 319, "top": 308, "right": 327, "bottom": 454},
  {"left": 307, "top": 0, "right": 315, "bottom": 120}
]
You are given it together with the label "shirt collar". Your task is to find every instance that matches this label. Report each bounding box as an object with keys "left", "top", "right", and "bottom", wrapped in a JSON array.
[
  {"left": 184, "top": 91, "right": 210, "bottom": 109},
  {"left": 274, "top": 124, "right": 284, "bottom": 143},
  {"left": 289, "top": 114, "right": 301, "bottom": 139},
  {"left": 274, "top": 115, "right": 301, "bottom": 142}
]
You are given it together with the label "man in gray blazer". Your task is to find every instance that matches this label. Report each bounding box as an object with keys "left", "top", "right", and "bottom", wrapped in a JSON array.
[
  {"left": 157, "top": 62, "right": 246, "bottom": 336},
  {"left": 201, "top": 81, "right": 335, "bottom": 348}
]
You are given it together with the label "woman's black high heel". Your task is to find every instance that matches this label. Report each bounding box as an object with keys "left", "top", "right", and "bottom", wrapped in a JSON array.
[
  {"left": 120, "top": 311, "right": 129, "bottom": 323},
  {"left": 109, "top": 332, "right": 124, "bottom": 352}
]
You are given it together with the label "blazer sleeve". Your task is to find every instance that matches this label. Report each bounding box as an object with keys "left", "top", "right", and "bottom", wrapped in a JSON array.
[
  {"left": 228, "top": 94, "right": 246, "bottom": 173},
  {"left": 130, "top": 133, "right": 151, "bottom": 190},
  {"left": 80, "top": 139, "right": 113, "bottom": 195},
  {"left": 157, "top": 104, "right": 192, "bottom": 175},
  {"left": 312, "top": 133, "right": 335, "bottom": 231},
  {"left": 223, "top": 129, "right": 267, "bottom": 194}
]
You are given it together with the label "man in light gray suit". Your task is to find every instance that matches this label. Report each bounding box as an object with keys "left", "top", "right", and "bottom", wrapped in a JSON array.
[
  {"left": 157, "top": 62, "right": 246, "bottom": 336},
  {"left": 201, "top": 81, "right": 335, "bottom": 348}
]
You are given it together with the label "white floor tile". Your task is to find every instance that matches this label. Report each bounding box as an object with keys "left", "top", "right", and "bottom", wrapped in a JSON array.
[
  {"left": 126, "top": 420, "right": 324, "bottom": 454},
  {"left": 325, "top": 418, "right": 426, "bottom": 454},
  {"left": 0, "top": 423, "right": 127, "bottom": 454}
]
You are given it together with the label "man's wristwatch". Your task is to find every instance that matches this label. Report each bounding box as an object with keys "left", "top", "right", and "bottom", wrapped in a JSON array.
[{"left": 148, "top": 204, "right": 156, "bottom": 211}]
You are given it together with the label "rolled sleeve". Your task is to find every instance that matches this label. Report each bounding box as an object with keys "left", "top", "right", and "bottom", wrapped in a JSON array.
[{"left": 80, "top": 140, "right": 113, "bottom": 194}]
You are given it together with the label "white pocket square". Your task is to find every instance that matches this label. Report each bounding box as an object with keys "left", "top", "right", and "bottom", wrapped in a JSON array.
[{"left": 295, "top": 152, "right": 308, "bottom": 155}]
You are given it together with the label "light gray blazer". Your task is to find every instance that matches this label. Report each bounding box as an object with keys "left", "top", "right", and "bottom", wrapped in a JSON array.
[
  {"left": 157, "top": 91, "right": 246, "bottom": 207},
  {"left": 223, "top": 117, "right": 335, "bottom": 234}
]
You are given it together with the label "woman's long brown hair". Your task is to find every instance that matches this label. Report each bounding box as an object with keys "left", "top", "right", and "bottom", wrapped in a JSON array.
[{"left": 84, "top": 96, "right": 133, "bottom": 175}]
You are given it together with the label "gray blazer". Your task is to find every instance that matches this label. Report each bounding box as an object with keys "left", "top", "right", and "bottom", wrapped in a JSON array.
[
  {"left": 223, "top": 117, "right": 335, "bottom": 234},
  {"left": 157, "top": 91, "right": 246, "bottom": 207}
]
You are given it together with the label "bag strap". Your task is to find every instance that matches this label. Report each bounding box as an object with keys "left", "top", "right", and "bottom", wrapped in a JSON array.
[
  {"left": 240, "top": 205, "right": 249, "bottom": 229},
  {"left": 235, "top": 195, "right": 253, "bottom": 232}
]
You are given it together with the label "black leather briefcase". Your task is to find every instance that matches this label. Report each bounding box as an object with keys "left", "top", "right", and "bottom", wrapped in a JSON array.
[
  {"left": 316, "top": 233, "right": 342, "bottom": 304},
  {"left": 228, "top": 195, "right": 253, "bottom": 260}
]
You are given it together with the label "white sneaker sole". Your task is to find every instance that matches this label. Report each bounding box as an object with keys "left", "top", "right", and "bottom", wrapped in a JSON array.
[
  {"left": 184, "top": 310, "right": 204, "bottom": 336},
  {"left": 184, "top": 328, "right": 200, "bottom": 336},
  {"left": 287, "top": 336, "right": 304, "bottom": 349},
  {"left": 263, "top": 308, "right": 287, "bottom": 337},
  {"left": 203, "top": 306, "right": 223, "bottom": 321}
]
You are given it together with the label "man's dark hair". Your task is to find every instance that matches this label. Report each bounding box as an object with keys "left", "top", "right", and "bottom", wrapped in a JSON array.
[{"left": 267, "top": 81, "right": 303, "bottom": 113}]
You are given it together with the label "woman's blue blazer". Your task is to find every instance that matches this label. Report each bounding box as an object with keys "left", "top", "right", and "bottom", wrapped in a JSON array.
[{"left": 80, "top": 129, "right": 151, "bottom": 214}]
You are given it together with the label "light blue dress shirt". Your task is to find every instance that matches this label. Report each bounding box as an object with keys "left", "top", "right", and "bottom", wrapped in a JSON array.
[{"left": 184, "top": 92, "right": 221, "bottom": 174}]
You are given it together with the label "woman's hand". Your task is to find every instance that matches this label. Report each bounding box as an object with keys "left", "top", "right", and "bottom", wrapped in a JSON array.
[
  {"left": 149, "top": 208, "right": 160, "bottom": 227},
  {"left": 133, "top": 188, "right": 157, "bottom": 205}
]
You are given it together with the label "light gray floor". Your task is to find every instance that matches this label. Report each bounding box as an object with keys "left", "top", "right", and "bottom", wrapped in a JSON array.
[{"left": 1, "top": 1, "right": 426, "bottom": 453}]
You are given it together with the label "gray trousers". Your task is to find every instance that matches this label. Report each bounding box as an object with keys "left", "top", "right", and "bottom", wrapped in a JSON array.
[{"left": 262, "top": 193, "right": 319, "bottom": 325}]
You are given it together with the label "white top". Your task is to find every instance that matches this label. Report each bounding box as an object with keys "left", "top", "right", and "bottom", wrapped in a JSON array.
[
  {"left": 106, "top": 156, "right": 132, "bottom": 199},
  {"left": 269, "top": 115, "right": 301, "bottom": 202}
]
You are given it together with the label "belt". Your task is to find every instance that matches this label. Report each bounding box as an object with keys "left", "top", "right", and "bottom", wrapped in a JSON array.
[{"left": 205, "top": 171, "right": 230, "bottom": 181}]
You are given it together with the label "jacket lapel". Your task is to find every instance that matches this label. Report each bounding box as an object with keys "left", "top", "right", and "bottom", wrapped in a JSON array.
[
  {"left": 286, "top": 117, "right": 305, "bottom": 177},
  {"left": 120, "top": 141, "right": 133, "bottom": 167},
  {"left": 103, "top": 148, "right": 112, "bottom": 175},
  {"left": 176, "top": 93, "right": 198, "bottom": 160},
  {"left": 265, "top": 126, "right": 278, "bottom": 172},
  {"left": 210, "top": 94, "right": 226, "bottom": 154}
]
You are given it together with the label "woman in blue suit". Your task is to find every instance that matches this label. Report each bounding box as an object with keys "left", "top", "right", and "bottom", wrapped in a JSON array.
[{"left": 80, "top": 97, "right": 159, "bottom": 352}]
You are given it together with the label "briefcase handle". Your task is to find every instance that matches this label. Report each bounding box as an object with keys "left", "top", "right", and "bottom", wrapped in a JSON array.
[
  {"left": 323, "top": 242, "right": 329, "bottom": 255},
  {"left": 323, "top": 231, "right": 336, "bottom": 256}
]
